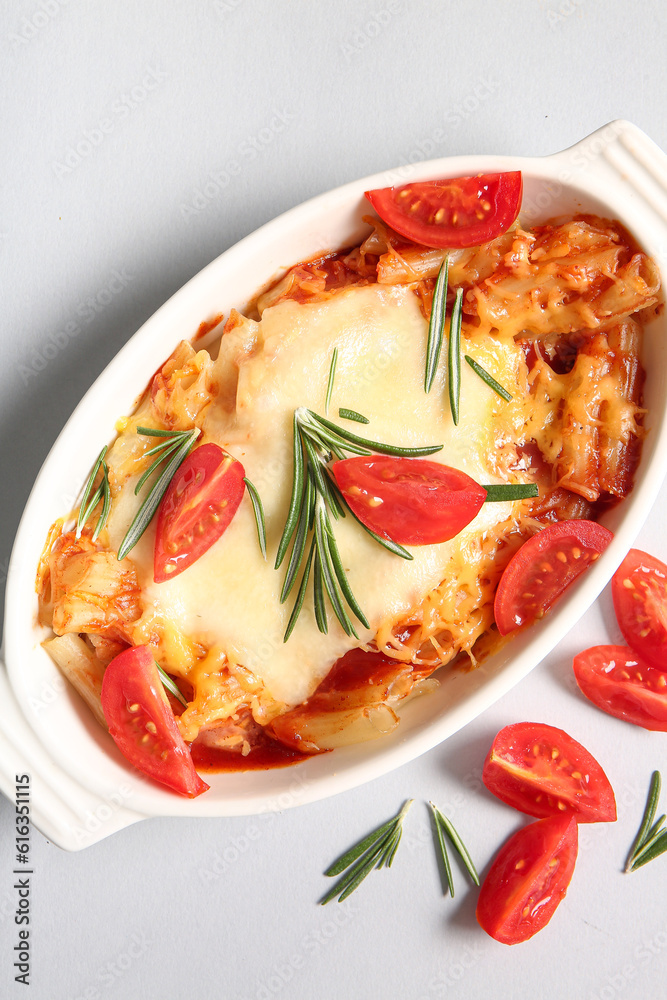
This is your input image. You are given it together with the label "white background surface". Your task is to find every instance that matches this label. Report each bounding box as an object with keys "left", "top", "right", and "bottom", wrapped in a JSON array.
[{"left": 2, "top": 1, "right": 667, "bottom": 998}]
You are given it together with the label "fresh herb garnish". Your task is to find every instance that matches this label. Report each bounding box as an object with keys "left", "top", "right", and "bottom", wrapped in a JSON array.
[
  {"left": 425, "top": 258, "right": 449, "bottom": 393},
  {"left": 483, "top": 483, "right": 538, "bottom": 502},
  {"left": 243, "top": 477, "right": 267, "bottom": 559},
  {"left": 156, "top": 663, "right": 187, "bottom": 708},
  {"left": 464, "top": 355, "right": 513, "bottom": 402},
  {"left": 76, "top": 446, "right": 112, "bottom": 541},
  {"left": 338, "top": 407, "right": 370, "bottom": 425},
  {"left": 429, "top": 801, "right": 479, "bottom": 896},
  {"left": 321, "top": 800, "right": 413, "bottom": 904},
  {"left": 448, "top": 287, "right": 463, "bottom": 426},
  {"left": 276, "top": 408, "right": 442, "bottom": 641},
  {"left": 117, "top": 426, "right": 200, "bottom": 561},
  {"left": 625, "top": 771, "right": 667, "bottom": 872},
  {"left": 325, "top": 347, "right": 338, "bottom": 414}
]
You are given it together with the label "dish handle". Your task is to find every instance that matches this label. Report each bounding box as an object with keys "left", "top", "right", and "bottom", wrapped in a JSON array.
[
  {"left": 547, "top": 119, "right": 667, "bottom": 253},
  {"left": 0, "top": 653, "right": 144, "bottom": 851}
]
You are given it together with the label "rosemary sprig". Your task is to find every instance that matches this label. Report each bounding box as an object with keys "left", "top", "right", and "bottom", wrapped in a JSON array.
[
  {"left": 277, "top": 409, "right": 441, "bottom": 640},
  {"left": 464, "top": 355, "right": 513, "bottom": 402},
  {"left": 625, "top": 771, "right": 667, "bottom": 872},
  {"left": 429, "top": 801, "right": 479, "bottom": 896},
  {"left": 156, "top": 663, "right": 187, "bottom": 708},
  {"left": 338, "top": 407, "right": 370, "bottom": 425},
  {"left": 321, "top": 800, "right": 413, "bottom": 904},
  {"left": 243, "top": 477, "right": 267, "bottom": 559},
  {"left": 325, "top": 347, "right": 338, "bottom": 414},
  {"left": 117, "top": 426, "right": 200, "bottom": 561},
  {"left": 425, "top": 257, "right": 449, "bottom": 393},
  {"left": 76, "top": 446, "right": 111, "bottom": 540},
  {"left": 448, "top": 287, "right": 463, "bottom": 426},
  {"left": 483, "top": 483, "right": 538, "bottom": 502}
]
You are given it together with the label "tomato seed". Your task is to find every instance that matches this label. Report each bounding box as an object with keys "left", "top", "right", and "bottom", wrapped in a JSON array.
[
  {"left": 128, "top": 703, "right": 140, "bottom": 713},
  {"left": 571, "top": 771, "right": 582, "bottom": 780},
  {"left": 146, "top": 721, "right": 157, "bottom": 734},
  {"left": 572, "top": 547, "right": 581, "bottom": 559},
  {"left": 515, "top": 859, "right": 526, "bottom": 870},
  {"left": 551, "top": 748, "right": 559, "bottom": 759},
  {"left": 556, "top": 552, "right": 568, "bottom": 563}
]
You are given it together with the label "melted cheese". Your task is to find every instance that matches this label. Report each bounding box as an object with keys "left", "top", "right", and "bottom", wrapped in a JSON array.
[{"left": 114, "top": 283, "right": 529, "bottom": 710}]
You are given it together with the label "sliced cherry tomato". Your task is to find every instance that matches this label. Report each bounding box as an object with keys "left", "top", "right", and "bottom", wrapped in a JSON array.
[
  {"left": 483, "top": 722, "right": 616, "bottom": 823},
  {"left": 101, "top": 645, "right": 209, "bottom": 797},
  {"left": 612, "top": 549, "right": 667, "bottom": 671},
  {"left": 331, "top": 456, "right": 486, "bottom": 545},
  {"left": 364, "top": 172, "right": 523, "bottom": 249},
  {"left": 573, "top": 645, "right": 667, "bottom": 732},
  {"left": 493, "top": 519, "right": 613, "bottom": 635},
  {"left": 476, "top": 815, "right": 578, "bottom": 945},
  {"left": 154, "top": 443, "right": 245, "bottom": 583}
]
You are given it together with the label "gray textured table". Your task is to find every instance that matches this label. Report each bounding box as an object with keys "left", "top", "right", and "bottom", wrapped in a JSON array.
[{"left": 2, "top": 2, "right": 667, "bottom": 997}]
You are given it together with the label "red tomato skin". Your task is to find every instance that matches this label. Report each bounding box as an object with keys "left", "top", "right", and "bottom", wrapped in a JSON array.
[
  {"left": 483, "top": 722, "right": 616, "bottom": 823},
  {"left": 154, "top": 443, "right": 245, "bottom": 583},
  {"left": 612, "top": 549, "right": 667, "bottom": 672},
  {"left": 101, "top": 645, "right": 208, "bottom": 797},
  {"left": 573, "top": 645, "right": 667, "bottom": 732},
  {"left": 331, "top": 456, "right": 486, "bottom": 545},
  {"left": 364, "top": 172, "right": 522, "bottom": 249},
  {"left": 476, "top": 815, "right": 578, "bottom": 945},
  {"left": 493, "top": 519, "right": 613, "bottom": 635}
]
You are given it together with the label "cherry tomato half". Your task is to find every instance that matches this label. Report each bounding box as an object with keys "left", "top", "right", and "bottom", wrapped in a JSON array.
[
  {"left": 476, "top": 815, "right": 578, "bottom": 945},
  {"left": 573, "top": 645, "right": 667, "bottom": 732},
  {"left": 612, "top": 549, "right": 667, "bottom": 672},
  {"left": 100, "top": 645, "right": 209, "bottom": 797},
  {"left": 364, "top": 172, "right": 523, "bottom": 249},
  {"left": 331, "top": 456, "right": 486, "bottom": 545},
  {"left": 482, "top": 722, "right": 616, "bottom": 823},
  {"left": 154, "top": 443, "right": 245, "bottom": 583},
  {"left": 493, "top": 519, "right": 613, "bottom": 635}
]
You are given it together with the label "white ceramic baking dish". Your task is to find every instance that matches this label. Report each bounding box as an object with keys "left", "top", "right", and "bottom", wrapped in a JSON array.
[{"left": 3, "top": 119, "right": 667, "bottom": 850}]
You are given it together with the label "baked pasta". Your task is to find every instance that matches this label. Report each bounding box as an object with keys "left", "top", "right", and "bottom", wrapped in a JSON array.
[{"left": 37, "top": 177, "right": 660, "bottom": 792}]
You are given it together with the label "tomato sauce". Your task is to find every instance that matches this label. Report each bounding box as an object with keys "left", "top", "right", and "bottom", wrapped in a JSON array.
[{"left": 191, "top": 734, "right": 311, "bottom": 772}]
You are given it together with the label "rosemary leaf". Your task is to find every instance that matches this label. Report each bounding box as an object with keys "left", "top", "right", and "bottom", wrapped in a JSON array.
[
  {"left": 448, "top": 287, "right": 463, "bottom": 426},
  {"left": 321, "top": 800, "right": 412, "bottom": 903},
  {"left": 275, "top": 413, "right": 305, "bottom": 569},
  {"left": 76, "top": 446, "right": 108, "bottom": 538},
  {"left": 324, "top": 816, "right": 398, "bottom": 877},
  {"left": 134, "top": 437, "right": 183, "bottom": 495},
  {"left": 430, "top": 802, "right": 455, "bottom": 897},
  {"left": 307, "top": 411, "right": 443, "bottom": 459},
  {"left": 283, "top": 540, "right": 316, "bottom": 643},
  {"left": 625, "top": 770, "right": 661, "bottom": 872},
  {"left": 344, "top": 502, "right": 413, "bottom": 560},
  {"left": 312, "top": 546, "right": 328, "bottom": 634},
  {"left": 338, "top": 407, "right": 370, "bottom": 425},
  {"left": 92, "top": 461, "right": 112, "bottom": 542},
  {"left": 136, "top": 426, "right": 184, "bottom": 438},
  {"left": 425, "top": 257, "right": 448, "bottom": 393},
  {"left": 118, "top": 429, "right": 199, "bottom": 561},
  {"left": 630, "top": 817, "right": 667, "bottom": 868},
  {"left": 280, "top": 477, "right": 314, "bottom": 603},
  {"left": 243, "top": 477, "right": 267, "bottom": 559},
  {"left": 383, "top": 827, "right": 402, "bottom": 868},
  {"left": 325, "top": 347, "right": 338, "bottom": 414},
  {"left": 434, "top": 806, "right": 479, "bottom": 886},
  {"left": 322, "top": 511, "right": 370, "bottom": 629},
  {"left": 483, "top": 483, "right": 538, "bottom": 502},
  {"left": 315, "top": 502, "right": 358, "bottom": 638},
  {"left": 79, "top": 482, "right": 104, "bottom": 537},
  {"left": 156, "top": 663, "right": 187, "bottom": 708},
  {"left": 375, "top": 827, "right": 401, "bottom": 870},
  {"left": 464, "top": 355, "right": 513, "bottom": 402},
  {"left": 321, "top": 840, "right": 387, "bottom": 905},
  {"left": 630, "top": 830, "right": 667, "bottom": 871}
]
